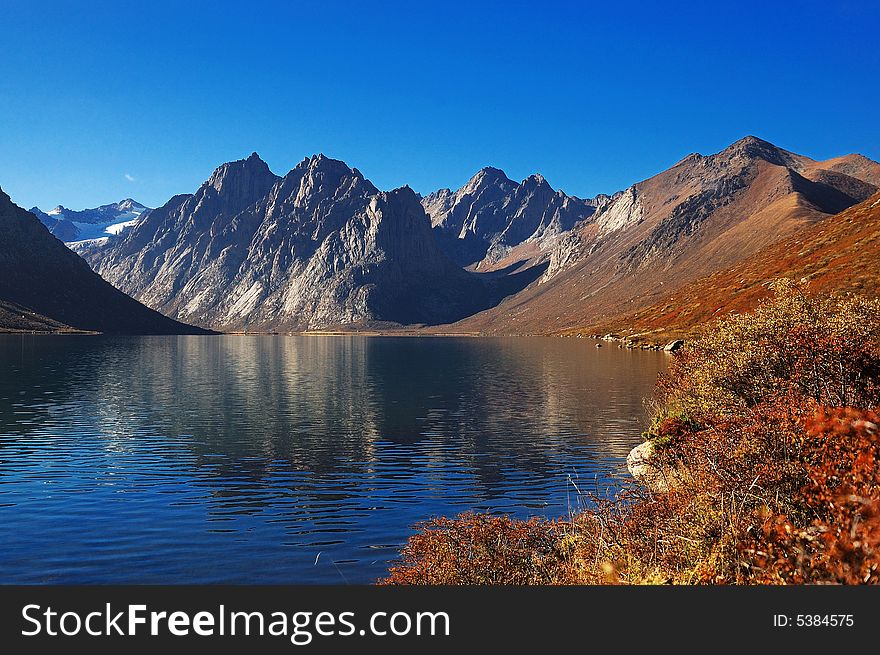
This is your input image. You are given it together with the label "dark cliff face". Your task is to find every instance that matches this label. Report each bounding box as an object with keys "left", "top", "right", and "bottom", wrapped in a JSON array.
[
  {"left": 0, "top": 187, "right": 206, "bottom": 334},
  {"left": 422, "top": 167, "right": 602, "bottom": 268},
  {"left": 84, "top": 154, "right": 535, "bottom": 330}
]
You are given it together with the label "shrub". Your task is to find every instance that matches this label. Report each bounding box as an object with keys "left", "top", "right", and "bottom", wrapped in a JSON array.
[
  {"left": 382, "top": 282, "right": 880, "bottom": 585},
  {"left": 659, "top": 279, "right": 880, "bottom": 416},
  {"left": 642, "top": 411, "right": 702, "bottom": 450},
  {"left": 742, "top": 407, "right": 880, "bottom": 584},
  {"left": 381, "top": 513, "right": 572, "bottom": 585}
]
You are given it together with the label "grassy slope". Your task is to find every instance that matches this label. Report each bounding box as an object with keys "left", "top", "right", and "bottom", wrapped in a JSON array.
[{"left": 580, "top": 192, "right": 880, "bottom": 343}]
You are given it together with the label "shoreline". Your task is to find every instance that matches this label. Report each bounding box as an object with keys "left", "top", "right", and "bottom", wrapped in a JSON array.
[{"left": 0, "top": 327, "right": 683, "bottom": 347}]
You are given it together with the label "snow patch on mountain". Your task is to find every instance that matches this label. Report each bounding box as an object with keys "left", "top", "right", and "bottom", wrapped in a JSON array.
[{"left": 32, "top": 199, "right": 150, "bottom": 246}]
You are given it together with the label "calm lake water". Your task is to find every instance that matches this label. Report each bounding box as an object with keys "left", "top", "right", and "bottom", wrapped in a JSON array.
[{"left": 0, "top": 335, "right": 666, "bottom": 583}]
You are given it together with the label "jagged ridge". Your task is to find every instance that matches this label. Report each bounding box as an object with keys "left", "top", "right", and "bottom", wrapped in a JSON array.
[
  {"left": 83, "top": 154, "right": 543, "bottom": 330},
  {"left": 422, "top": 167, "right": 609, "bottom": 270}
]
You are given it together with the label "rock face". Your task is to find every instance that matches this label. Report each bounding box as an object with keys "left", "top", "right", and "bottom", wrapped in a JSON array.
[
  {"left": 83, "top": 154, "right": 536, "bottom": 331},
  {"left": 31, "top": 199, "right": 150, "bottom": 245},
  {"left": 0, "top": 187, "right": 205, "bottom": 334},
  {"left": 444, "top": 136, "right": 880, "bottom": 334},
  {"left": 422, "top": 167, "right": 609, "bottom": 270}
]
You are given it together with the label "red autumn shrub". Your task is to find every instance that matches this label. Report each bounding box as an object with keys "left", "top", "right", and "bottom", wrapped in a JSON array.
[
  {"left": 658, "top": 280, "right": 880, "bottom": 415},
  {"left": 742, "top": 407, "right": 880, "bottom": 584},
  {"left": 383, "top": 284, "right": 880, "bottom": 585},
  {"left": 381, "top": 513, "right": 572, "bottom": 585}
]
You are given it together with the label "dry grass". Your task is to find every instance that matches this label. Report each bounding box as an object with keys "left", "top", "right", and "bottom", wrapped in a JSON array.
[
  {"left": 382, "top": 281, "right": 880, "bottom": 585},
  {"left": 587, "top": 192, "right": 880, "bottom": 342}
]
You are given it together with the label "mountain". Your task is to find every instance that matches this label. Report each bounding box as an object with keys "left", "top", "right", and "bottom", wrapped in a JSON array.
[
  {"left": 585, "top": 191, "right": 880, "bottom": 342},
  {"left": 435, "top": 136, "right": 880, "bottom": 334},
  {"left": 82, "top": 154, "right": 541, "bottom": 331},
  {"left": 422, "top": 167, "right": 610, "bottom": 270},
  {"left": 0, "top": 187, "right": 207, "bottom": 334},
  {"left": 31, "top": 198, "right": 150, "bottom": 244}
]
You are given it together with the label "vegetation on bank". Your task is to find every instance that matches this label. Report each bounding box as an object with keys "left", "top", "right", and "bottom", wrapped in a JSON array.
[{"left": 381, "top": 280, "right": 880, "bottom": 584}]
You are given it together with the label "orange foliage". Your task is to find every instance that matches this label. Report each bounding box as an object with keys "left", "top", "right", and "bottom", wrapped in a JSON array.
[
  {"left": 381, "top": 513, "right": 572, "bottom": 585},
  {"left": 383, "top": 286, "right": 880, "bottom": 585},
  {"left": 742, "top": 408, "right": 880, "bottom": 584}
]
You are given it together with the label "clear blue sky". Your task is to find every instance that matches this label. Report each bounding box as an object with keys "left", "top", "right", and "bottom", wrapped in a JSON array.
[{"left": 2, "top": 0, "right": 878, "bottom": 211}]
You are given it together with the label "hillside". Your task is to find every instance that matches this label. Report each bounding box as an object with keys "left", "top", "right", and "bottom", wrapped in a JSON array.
[
  {"left": 0, "top": 187, "right": 207, "bottom": 334},
  {"left": 582, "top": 192, "right": 880, "bottom": 342}
]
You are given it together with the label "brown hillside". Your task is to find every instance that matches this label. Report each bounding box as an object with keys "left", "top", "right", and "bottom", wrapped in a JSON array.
[{"left": 583, "top": 192, "right": 880, "bottom": 342}]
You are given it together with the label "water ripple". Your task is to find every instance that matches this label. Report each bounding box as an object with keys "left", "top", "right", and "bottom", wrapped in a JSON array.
[{"left": 0, "top": 335, "right": 666, "bottom": 583}]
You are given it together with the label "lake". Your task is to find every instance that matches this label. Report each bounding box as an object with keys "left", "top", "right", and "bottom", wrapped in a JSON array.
[{"left": 0, "top": 335, "right": 666, "bottom": 583}]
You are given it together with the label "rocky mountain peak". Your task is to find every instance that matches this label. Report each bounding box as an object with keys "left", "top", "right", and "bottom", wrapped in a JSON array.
[
  {"left": 283, "top": 154, "right": 360, "bottom": 184},
  {"left": 208, "top": 152, "right": 269, "bottom": 183},
  {"left": 388, "top": 184, "right": 420, "bottom": 205},
  {"left": 465, "top": 166, "right": 514, "bottom": 191},
  {"left": 732, "top": 134, "right": 770, "bottom": 148},
  {"left": 207, "top": 152, "right": 271, "bottom": 184},
  {"left": 115, "top": 198, "right": 145, "bottom": 211},
  {"left": 424, "top": 165, "right": 601, "bottom": 268},
  {"left": 303, "top": 153, "right": 359, "bottom": 176},
  {"left": 272, "top": 154, "right": 375, "bottom": 210},
  {"left": 200, "top": 153, "right": 280, "bottom": 211},
  {"left": 521, "top": 173, "right": 550, "bottom": 191},
  {"left": 849, "top": 153, "right": 874, "bottom": 165},
  {"left": 721, "top": 135, "right": 803, "bottom": 169},
  {"left": 476, "top": 165, "right": 508, "bottom": 178}
]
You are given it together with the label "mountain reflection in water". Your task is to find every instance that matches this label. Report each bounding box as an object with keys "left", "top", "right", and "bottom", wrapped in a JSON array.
[{"left": 0, "top": 335, "right": 666, "bottom": 583}]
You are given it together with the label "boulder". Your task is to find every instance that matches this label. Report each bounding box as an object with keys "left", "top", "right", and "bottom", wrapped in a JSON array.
[{"left": 626, "top": 441, "right": 681, "bottom": 493}]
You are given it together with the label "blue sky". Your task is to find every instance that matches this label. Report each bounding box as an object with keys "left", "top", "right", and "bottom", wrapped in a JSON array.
[{"left": 2, "top": 0, "right": 878, "bottom": 210}]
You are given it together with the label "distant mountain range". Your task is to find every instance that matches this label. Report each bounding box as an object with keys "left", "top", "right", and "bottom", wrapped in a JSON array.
[
  {"left": 77, "top": 154, "right": 542, "bottom": 331},
  {"left": 422, "top": 167, "right": 613, "bottom": 270},
  {"left": 3, "top": 136, "right": 878, "bottom": 336},
  {"left": 0, "top": 188, "right": 206, "bottom": 334},
  {"left": 443, "top": 136, "right": 880, "bottom": 335},
  {"left": 30, "top": 199, "right": 149, "bottom": 244}
]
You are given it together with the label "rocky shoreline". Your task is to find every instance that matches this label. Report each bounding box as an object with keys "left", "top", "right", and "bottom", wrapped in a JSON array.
[{"left": 580, "top": 333, "right": 684, "bottom": 352}]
